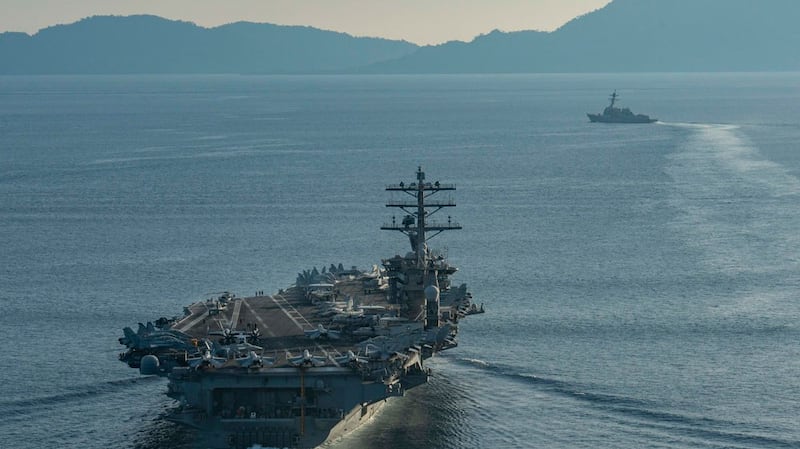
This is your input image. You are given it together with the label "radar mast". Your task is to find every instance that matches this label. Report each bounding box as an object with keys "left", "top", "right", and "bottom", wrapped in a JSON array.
[
  {"left": 381, "top": 166, "right": 461, "bottom": 267},
  {"left": 609, "top": 90, "right": 618, "bottom": 108},
  {"left": 381, "top": 167, "right": 462, "bottom": 328}
]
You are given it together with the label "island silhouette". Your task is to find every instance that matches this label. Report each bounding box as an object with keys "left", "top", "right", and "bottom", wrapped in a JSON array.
[{"left": 1, "top": 0, "right": 797, "bottom": 74}]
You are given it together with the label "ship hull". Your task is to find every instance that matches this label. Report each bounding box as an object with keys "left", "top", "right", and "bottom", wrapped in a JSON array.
[
  {"left": 171, "top": 399, "right": 388, "bottom": 449},
  {"left": 165, "top": 364, "right": 424, "bottom": 448},
  {"left": 587, "top": 113, "right": 657, "bottom": 123}
]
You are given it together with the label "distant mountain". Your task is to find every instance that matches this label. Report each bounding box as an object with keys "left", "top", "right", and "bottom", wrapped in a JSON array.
[
  {"left": 363, "top": 0, "right": 800, "bottom": 73},
  {"left": 1, "top": 0, "right": 798, "bottom": 75},
  {"left": 0, "top": 15, "right": 418, "bottom": 74}
]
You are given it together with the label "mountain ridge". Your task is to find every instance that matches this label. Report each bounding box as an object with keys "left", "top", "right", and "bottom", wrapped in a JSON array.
[
  {"left": 363, "top": 0, "right": 800, "bottom": 73},
  {"left": 0, "top": 15, "right": 418, "bottom": 74},
  {"left": 1, "top": 0, "right": 798, "bottom": 74}
]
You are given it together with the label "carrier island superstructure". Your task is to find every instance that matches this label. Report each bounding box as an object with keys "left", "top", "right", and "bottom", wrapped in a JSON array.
[{"left": 117, "top": 167, "right": 482, "bottom": 449}]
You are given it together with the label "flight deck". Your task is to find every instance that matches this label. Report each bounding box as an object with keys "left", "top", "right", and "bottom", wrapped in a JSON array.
[{"left": 172, "top": 275, "right": 399, "bottom": 367}]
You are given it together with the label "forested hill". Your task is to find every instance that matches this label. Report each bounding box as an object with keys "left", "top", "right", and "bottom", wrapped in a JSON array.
[
  {"left": 0, "top": 15, "right": 418, "bottom": 74},
  {"left": 363, "top": 0, "right": 800, "bottom": 73},
  {"left": 2, "top": 0, "right": 798, "bottom": 75}
]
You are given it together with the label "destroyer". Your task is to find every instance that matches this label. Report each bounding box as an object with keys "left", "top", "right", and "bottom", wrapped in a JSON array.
[
  {"left": 587, "top": 90, "right": 657, "bottom": 123},
  {"left": 118, "top": 167, "right": 481, "bottom": 449}
]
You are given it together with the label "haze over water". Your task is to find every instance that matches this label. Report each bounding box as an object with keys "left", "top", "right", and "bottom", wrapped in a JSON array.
[{"left": 1, "top": 73, "right": 799, "bottom": 448}]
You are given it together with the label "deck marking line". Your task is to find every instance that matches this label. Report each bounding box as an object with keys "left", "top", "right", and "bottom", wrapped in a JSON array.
[{"left": 241, "top": 298, "right": 276, "bottom": 338}]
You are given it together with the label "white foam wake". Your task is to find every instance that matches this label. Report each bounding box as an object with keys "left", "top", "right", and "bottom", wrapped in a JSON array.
[
  {"left": 665, "top": 123, "right": 800, "bottom": 274},
  {"left": 663, "top": 122, "right": 800, "bottom": 321}
]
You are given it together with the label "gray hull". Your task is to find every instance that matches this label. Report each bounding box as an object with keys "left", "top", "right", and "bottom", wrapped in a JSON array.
[
  {"left": 168, "top": 392, "right": 390, "bottom": 448},
  {"left": 164, "top": 364, "right": 427, "bottom": 448},
  {"left": 587, "top": 112, "right": 657, "bottom": 123}
]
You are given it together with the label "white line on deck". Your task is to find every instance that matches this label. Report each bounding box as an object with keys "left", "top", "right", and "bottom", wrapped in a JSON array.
[
  {"left": 175, "top": 304, "right": 210, "bottom": 333},
  {"left": 271, "top": 293, "right": 339, "bottom": 359},
  {"left": 271, "top": 293, "right": 313, "bottom": 331},
  {"left": 240, "top": 298, "right": 276, "bottom": 337},
  {"left": 230, "top": 298, "right": 243, "bottom": 328}
]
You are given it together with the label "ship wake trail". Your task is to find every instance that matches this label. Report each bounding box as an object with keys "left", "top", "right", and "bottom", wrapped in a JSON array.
[
  {"left": 665, "top": 122, "right": 800, "bottom": 196},
  {"left": 450, "top": 357, "right": 799, "bottom": 449},
  {"left": 664, "top": 122, "right": 800, "bottom": 277},
  {"left": 0, "top": 377, "right": 160, "bottom": 422}
]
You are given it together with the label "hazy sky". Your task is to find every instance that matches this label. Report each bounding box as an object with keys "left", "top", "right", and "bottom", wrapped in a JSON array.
[{"left": 0, "top": 0, "right": 612, "bottom": 45}]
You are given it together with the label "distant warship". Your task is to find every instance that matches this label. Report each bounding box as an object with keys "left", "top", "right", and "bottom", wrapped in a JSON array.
[
  {"left": 117, "top": 167, "right": 483, "bottom": 449},
  {"left": 587, "top": 90, "right": 657, "bottom": 123}
]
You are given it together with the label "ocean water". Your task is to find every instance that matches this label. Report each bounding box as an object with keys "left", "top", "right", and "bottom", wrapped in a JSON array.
[{"left": 1, "top": 73, "right": 799, "bottom": 449}]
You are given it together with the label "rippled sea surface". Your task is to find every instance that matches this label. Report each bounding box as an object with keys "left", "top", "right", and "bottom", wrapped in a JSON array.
[{"left": 1, "top": 73, "right": 799, "bottom": 449}]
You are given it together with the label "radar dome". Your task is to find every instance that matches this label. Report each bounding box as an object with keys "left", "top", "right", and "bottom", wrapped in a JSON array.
[
  {"left": 424, "top": 284, "right": 440, "bottom": 301},
  {"left": 139, "top": 355, "right": 160, "bottom": 375}
]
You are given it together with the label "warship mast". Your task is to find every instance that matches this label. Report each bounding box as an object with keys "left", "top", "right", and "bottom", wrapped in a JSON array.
[
  {"left": 609, "top": 90, "right": 618, "bottom": 108},
  {"left": 381, "top": 166, "right": 461, "bottom": 328}
]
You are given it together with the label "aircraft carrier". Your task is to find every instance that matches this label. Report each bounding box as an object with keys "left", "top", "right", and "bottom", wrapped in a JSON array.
[{"left": 117, "top": 167, "right": 482, "bottom": 449}]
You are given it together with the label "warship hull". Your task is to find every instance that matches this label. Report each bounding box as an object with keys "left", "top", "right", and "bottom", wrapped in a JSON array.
[
  {"left": 587, "top": 112, "right": 657, "bottom": 123},
  {"left": 168, "top": 399, "right": 389, "bottom": 449},
  {"left": 166, "top": 362, "right": 397, "bottom": 448}
]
